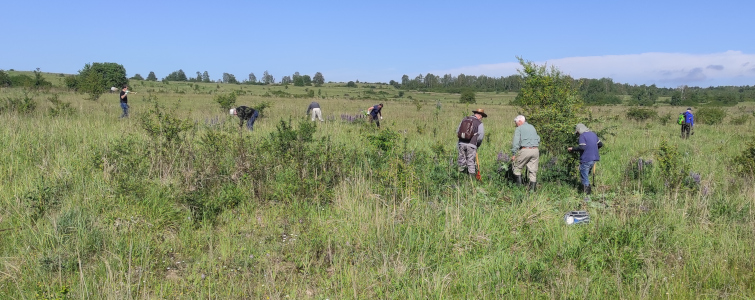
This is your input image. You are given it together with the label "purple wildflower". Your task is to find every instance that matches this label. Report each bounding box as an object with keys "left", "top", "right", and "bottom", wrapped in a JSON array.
[{"left": 689, "top": 172, "right": 701, "bottom": 184}]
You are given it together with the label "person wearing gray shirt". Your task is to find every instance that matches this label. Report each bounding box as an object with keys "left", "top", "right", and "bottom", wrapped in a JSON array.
[
  {"left": 457, "top": 109, "right": 487, "bottom": 179},
  {"left": 510, "top": 115, "right": 541, "bottom": 191},
  {"left": 306, "top": 102, "right": 324, "bottom": 122}
]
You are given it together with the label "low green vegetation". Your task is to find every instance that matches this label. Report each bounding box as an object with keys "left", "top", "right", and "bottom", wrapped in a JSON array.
[{"left": 1, "top": 70, "right": 754, "bottom": 298}]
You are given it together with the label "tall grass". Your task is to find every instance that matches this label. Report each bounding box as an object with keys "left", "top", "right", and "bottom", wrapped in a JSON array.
[{"left": 1, "top": 83, "right": 754, "bottom": 298}]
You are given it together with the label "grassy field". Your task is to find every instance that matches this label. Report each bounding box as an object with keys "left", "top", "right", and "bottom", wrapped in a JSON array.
[{"left": 1, "top": 78, "right": 754, "bottom": 299}]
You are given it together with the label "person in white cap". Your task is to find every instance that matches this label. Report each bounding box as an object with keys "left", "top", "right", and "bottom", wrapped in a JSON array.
[
  {"left": 230, "top": 106, "right": 258, "bottom": 130},
  {"left": 510, "top": 115, "right": 540, "bottom": 191},
  {"left": 568, "top": 123, "right": 603, "bottom": 195}
]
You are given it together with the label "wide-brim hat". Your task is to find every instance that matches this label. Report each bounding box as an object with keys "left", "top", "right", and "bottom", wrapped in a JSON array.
[{"left": 472, "top": 108, "right": 487, "bottom": 118}]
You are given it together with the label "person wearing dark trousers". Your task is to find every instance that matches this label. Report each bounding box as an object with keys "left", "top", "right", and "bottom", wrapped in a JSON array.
[
  {"left": 230, "top": 106, "right": 258, "bottom": 130},
  {"left": 568, "top": 123, "right": 603, "bottom": 195},
  {"left": 119, "top": 86, "right": 129, "bottom": 118},
  {"left": 681, "top": 107, "right": 694, "bottom": 139},
  {"left": 367, "top": 103, "right": 383, "bottom": 128}
]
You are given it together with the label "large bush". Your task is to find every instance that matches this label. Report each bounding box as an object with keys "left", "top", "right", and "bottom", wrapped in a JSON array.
[
  {"left": 626, "top": 107, "right": 658, "bottom": 121},
  {"left": 695, "top": 107, "right": 726, "bottom": 125},
  {"left": 512, "top": 57, "right": 584, "bottom": 153},
  {"left": 213, "top": 93, "right": 237, "bottom": 110},
  {"left": 75, "top": 62, "right": 128, "bottom": 100},
  {"left": 459, "top": 89, "right": 476, "bottom": 104},
  {"left": 734, "top": 140, "right": 755, "bottom": 177}
]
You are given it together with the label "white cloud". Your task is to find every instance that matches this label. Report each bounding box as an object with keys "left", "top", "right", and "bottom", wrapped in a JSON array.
[{"left": 431, "top": 51, "right": 755, "bottom": 87}]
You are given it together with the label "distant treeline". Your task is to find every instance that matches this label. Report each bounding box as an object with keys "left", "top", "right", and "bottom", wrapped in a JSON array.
[{"left": 393, "top": 73, "right": 755, "bottom": 106}]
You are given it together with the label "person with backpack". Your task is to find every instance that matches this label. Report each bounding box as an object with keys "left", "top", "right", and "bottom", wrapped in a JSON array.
[
  {"left": 457, "top": 109, "right": 487, "bottom": 178},
  {"left": 568, "top": 123, "right": 603, "bottom": 195},
  {"left": 680, "top": 107, "right": 694, "bottom": 139},
  {"left": 230, "top": 106, "right": 259, "bottom": 130},
  {"left": 510, "top": 115, "right": 540, "bottom": 191}
]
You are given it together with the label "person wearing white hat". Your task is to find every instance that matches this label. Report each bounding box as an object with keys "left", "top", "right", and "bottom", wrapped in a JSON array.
[
  {"left": 568, "top": 123, "right": 603, "bottom": 195},
  {"left": 510, "top": 115, "right": 541, "bottom": 191}
]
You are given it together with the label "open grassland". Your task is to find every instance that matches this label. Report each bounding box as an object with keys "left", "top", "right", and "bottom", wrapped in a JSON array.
[{"left": 1, "top": 81, "right": 755, "bottom": 299}]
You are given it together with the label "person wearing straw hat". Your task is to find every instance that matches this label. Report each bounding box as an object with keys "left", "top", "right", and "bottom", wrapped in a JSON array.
[
  {"left": 230, "top": 106, "right": 258, "bottom": 130},
  {"left": 456, "top": 108, "right": 487, "bottom": 178},
  {"left": 510, "top": 115, "right": 540, "bottom": 191},
  {"left": 568, "top": 123, "right": 603, "bottom": 195}
]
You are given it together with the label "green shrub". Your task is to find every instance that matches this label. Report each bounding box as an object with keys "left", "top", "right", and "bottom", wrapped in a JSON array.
[
  {"left": 47, "top": 94, "right": 75, "bottom": 116},
  {"left": 459, "top": 89, "right": 476, "bottom": 104},
  {"left": 1, "top": 90, "right": 37, "bottom": 114},
  {"left": 655, "top": 139, "right": 687, "bottom": 190},
  {"left": 626, "top": 107, "right": 657, "bottom": 121},
  {"left": 255, "top": 101, "right": 272, "bottom": 118},
  {"left": 729, "top": 114, "right": 750, "bottom": 125},
  {"left": 367, "top": 128, "right": 400, "bottom": 153},
  {"left": 734, "top": 140, "right": 755, "bottom": 177},
  {"left": 658, "top": 112, "right": 673, "bottom": 125},
  {"left": 696, "top": 107, "right": 726, "bottom": 125},
  {"left": 213, "top": 92, "right": 237, "bottom": 110}
]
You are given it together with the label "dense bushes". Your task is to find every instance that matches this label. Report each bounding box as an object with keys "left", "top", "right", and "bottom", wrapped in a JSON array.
[
  {"left": 626, "top": 107, "right": 657, "bottom": 121},
  {"left": 734, "top": 140, "right": 755, "bottom": 177},
  {"left": 213, "top": 92, "right": 237, "bottom": 110},
  {"left": 695, "top": 107, "right": 726, "bottom": 125},
  {"left": 1, "top": 90, "right": 37, "bottom": 114}
]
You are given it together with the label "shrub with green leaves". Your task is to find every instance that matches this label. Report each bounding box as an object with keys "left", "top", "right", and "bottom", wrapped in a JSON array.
[
  {"left": 213, "top": 92, "right": 237, "bottom": 110},
  {"left": 696, "top": 107, "right": 726, "bottom": 125},
  {"left": 1, "top": 90, "right": 37, "bottom": 114},
  {"left": 255, "top": 101, "right": 272, "bottom": 118},
  {"left": 459, "top": 89, "right": 476, "bottom": 104},
  {"left": 729, "top": 114, "right": 750, "bottom": 125},
  {"left": 655, "top": 139, "right": 687, "bottom": 189},
  {"left": 626, "top": 107, "right": 657, "bottom": 121},
  {"left": 734, "top": 140, "right": 755, "bottom": 177},
  {"left": 47, "top": 94, "right": 75, "bottom": 116}
]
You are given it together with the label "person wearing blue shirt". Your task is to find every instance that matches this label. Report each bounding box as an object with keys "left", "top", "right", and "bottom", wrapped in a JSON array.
[
  {"left": 568, "top": 123, "right": 603, "bottom": 195},
  {"left": 681, "top": 107, "right": 694, "bottom": 139}
]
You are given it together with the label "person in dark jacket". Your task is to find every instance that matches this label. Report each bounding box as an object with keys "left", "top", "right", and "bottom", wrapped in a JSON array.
[
  {"left": 367, "top": 103, "right": 383, "bottom": 128},
  {"left": 230, "top": 106, "right": 258, "bottom": 130},
  {"left": 119, "top": 86, "right": 129, "bottom": 118},
  {"left": 567, "top": 123, "right": 603, "bottom": 195},
  {"left": 307, "top": 102, "right": 324, "bottom": 122},
  {"left": 456, "top": 109, "right": 487, "bottom": 178},
  {"left": 681, "top": 107, "right": 694, "bottom": 139}
]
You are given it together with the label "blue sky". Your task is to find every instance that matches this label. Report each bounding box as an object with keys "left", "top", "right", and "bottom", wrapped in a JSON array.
[{"left": 2, "top": 0, "right": 754, "bottom": 88}]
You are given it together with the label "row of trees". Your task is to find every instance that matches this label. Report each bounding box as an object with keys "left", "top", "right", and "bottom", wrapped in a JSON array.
[
  {"left": 146, "top": 69, "right": 326, "bottom": 86},
  {"left": 394, "top": 72, "right": 755, "bottom": 106}
]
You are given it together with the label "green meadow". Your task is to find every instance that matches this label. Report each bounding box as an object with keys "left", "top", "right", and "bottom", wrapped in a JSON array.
[{"left": 1, "top": 77, "right": 754, "bottom": 299}]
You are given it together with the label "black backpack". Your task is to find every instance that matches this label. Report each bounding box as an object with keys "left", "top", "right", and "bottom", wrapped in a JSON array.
[{"left": 457, "top": 117, "right": 477, "bottom": 139}]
